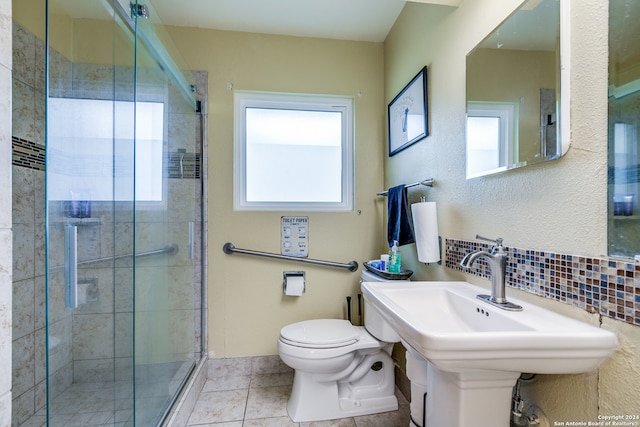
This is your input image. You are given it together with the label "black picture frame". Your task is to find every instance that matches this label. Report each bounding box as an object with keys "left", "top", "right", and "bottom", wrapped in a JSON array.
[{"left": 388, "top": 66, "right": 428, "bottom": 156}]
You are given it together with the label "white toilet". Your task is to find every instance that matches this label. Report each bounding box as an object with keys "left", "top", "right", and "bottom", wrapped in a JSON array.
[{"left": 277, "top": 269, "right": 401, "bottom": 422}]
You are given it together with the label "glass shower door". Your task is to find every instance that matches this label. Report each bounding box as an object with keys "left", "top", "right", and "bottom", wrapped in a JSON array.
[
  {"left": 130, "top": 1, "right": 201, "bottom": 424},
  {"left": 45, "top": 0, "right": 202, "bottom": 425},
  {"left": 46, "top": 2, "right": 138, "bottom": 425}
]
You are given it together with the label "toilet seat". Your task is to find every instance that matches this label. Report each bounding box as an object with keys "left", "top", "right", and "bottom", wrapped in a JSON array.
[{"left": 280, "top": 319, "right": 360, "bottom": 349}]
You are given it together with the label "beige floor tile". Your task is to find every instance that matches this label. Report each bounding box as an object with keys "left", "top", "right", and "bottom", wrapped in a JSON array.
[
  {"left": 187, "top": 389, "right": 248, "bottom": 425},
  {"left": 250, "top": 372, "right": 294, "bottom": 388},
  {"left": 300, "top": 418, "right": 357, "bottom": 427},
  {"left": 202, "top": 376, "right": 251, "bottom": 392},
  {"left": 244, "top": 385, "right": 290, "bottom": 420},
  {"left": 186, "top": 422, "right": 243, "bottom": 427},
  {"left": 353, "top": 403, "right": 411, "bottom": 427},
  {"left": 242, "top": 416, "right": 299, "bottom": 426}
]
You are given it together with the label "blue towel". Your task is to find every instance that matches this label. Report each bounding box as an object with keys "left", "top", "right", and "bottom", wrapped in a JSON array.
[{"left": 387, "top": 185, "right": 415, "bottom": 247}]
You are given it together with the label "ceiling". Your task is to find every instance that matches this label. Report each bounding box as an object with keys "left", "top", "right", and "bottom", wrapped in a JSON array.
[
  {"left": 477, "top": 0, "right": 559, "bottom": 51},
  {"left": 146, "top": 0, "right": 462, "bottom": 42}
]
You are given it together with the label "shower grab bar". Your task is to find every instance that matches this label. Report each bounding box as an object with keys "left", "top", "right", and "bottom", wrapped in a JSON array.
[
  {"left": 376, "top": 178, "right": 435, "bottom": 196},
  {"left": 61, "top": 233, "right": 178, "bottom": 309},
  {"left": 223, "top": 242, "right": 358, "bottom": 272},
  {"left": 52, "top": 243, "right": 179, "bottom": 273},
  {"left": 79, "top": 243, "right": 179, "bottom": 266},
  {"left": 65, "top": 225, "right": 78, "bottom": 309}
]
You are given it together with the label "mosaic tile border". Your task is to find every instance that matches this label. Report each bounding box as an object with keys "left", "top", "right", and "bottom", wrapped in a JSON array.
[
  {"left": 12, "top": 136, "right": 45, "bottom": 170},
  {"left": 445, "top": 238, "right": 640, "bottom": 327},
  {"left": 12, "top": 137, "right": 203, "bottom": 179},
  {"left": 167, "top": 151, "right": 202, "bottom": 179}
]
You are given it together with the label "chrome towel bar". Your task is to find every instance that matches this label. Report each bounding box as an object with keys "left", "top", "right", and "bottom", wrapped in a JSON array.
[
  {"left": 377, "top": 178, "right": 435, "bottom": 196},
  {"left": 223, "top": 242, "right": 358, "bottom": 272}
]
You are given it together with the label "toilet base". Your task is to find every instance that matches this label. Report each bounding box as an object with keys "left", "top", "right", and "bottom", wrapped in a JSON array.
[{"left": 286, "top": 351, "right": 398, "bottom": 422}]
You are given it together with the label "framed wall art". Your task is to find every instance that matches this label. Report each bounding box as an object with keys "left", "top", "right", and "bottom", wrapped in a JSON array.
[{"left": 388, "top": 66, "right": 428, "bottom": 156}]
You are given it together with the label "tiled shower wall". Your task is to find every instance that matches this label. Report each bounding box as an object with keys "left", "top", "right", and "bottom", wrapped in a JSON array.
[
  {"left": 11, "top": 22, "right": 49, "bottom": 426},
  {"left": 446, "top": 238, "right": 640, "bottom": 327},
  {"left": 0, "top": 0, "right": 12, "bottom": 424},
  {"left": 11, "top": 21, "right": 207, "bottom": 425}
]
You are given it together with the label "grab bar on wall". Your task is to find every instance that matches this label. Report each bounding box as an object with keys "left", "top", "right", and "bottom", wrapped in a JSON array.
[
  {"left": 376, "top": 178, "right": 435, "bottom": 196},
  {"left": 79, "top": 243, "right": 180, "bottom": 266},
  {"left": 223, "top": 242, "right": 358, "bottom": 272},
  {"left": 52, "top": 243, "right": 179, "bottom": 273},
  {"left": 64, "top": 225, "right": 78, "bottom": 308},
  {"left": 59, "top": 233, "right": 179, "bottom": 309},
  {"left": 82, "top": 243, "right": 178, "bottom": 268}
]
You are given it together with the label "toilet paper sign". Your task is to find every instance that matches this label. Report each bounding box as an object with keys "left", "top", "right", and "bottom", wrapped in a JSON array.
[{"left": 281, "top": 216, "right": 308, "bottom": 258}]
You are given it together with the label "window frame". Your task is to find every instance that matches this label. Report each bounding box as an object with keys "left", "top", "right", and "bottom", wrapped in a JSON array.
[
  {"left": 466, "top": 101, "right": 518, "bottom": 178},
  {"left": 233, "top": 91, "right": 354, "bottom": 212}
]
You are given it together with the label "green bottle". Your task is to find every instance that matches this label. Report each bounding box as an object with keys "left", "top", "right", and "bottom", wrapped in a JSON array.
[{"left": 388, "top": 240, "right": 401, "bottom": 273}]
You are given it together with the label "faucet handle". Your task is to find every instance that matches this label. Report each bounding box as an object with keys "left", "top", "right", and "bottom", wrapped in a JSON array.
[{"left": 476, "top": 235, "right": 504, "bottom": 247}]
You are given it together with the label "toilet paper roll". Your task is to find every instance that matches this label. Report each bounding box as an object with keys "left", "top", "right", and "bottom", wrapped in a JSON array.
[
  {"left": 284, "top": 275, "right": 305, "bottom": 296},
  {"left": 411, "top": 201, "right": 441, "bottom": 263}
]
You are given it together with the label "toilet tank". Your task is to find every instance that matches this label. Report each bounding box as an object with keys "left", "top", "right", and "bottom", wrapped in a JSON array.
[{"left": 360, "top": 270, "right": 405, "bottom": 343}]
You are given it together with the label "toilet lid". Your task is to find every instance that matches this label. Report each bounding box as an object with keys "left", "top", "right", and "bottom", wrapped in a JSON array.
[{"left": 280, "top": 319, "right": 360, "bottom": 348}]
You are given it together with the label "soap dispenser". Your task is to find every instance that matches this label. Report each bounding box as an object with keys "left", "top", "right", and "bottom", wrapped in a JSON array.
[{"left": 388, "top": 240, "right": 401, "bottom": 273}]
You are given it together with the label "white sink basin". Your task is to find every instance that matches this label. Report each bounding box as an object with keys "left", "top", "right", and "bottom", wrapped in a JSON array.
[
  {"left": 361, "top": 281, "right": 618, "bottom": 375},
  {"left": 362, "top": 280, "right": 619, "bottom": 427}
]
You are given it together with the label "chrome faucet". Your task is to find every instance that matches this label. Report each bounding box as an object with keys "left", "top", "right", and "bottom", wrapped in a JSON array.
[{"left": 460, "top": 235, "right": 522, "bottom": 311}]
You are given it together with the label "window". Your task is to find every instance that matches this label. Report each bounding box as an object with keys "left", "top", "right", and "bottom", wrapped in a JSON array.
[
  {"left": 48, "top": 98, "right": 165, "bottom": 202},
  {"left": 466, "top": 102, "right": 518, "bottom": 178},
  {"left": 234, "top": 92, "right": 354, "bottom": 211}
]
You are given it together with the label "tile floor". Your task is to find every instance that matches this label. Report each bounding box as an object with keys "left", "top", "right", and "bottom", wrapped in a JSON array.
[
  {"left": 17, "top": 361, "right": 190, "bottom": 427},
  {"left": 17, "top": 381, "right": 137, "bottom": 427},
  {"left": 186, "top": 372, "right": 411, "bottom": 427},
  {"left": 16, "top": 360, "right": 411, "bottom": 427}
]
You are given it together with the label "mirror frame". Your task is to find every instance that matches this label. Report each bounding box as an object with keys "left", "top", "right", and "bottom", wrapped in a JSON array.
[
  {"left": 559, "top": 0, "right": 570, "bottom": 156},
  {"left": 606, "top": 0, "right": 640, "bottom": 258}
]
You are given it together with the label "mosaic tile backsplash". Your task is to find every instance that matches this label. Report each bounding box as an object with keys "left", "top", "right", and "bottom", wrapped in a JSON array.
[{"left": 446, "top": 238, "right": 640, "bottom": 327}]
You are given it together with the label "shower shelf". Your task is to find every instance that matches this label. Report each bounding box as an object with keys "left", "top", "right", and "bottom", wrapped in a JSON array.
[
  {"left": 610, "top": 215, "right": 640, "bottom": 220},
  {"left": 53, "top": 217, "right": 102, "bottom": 226}
]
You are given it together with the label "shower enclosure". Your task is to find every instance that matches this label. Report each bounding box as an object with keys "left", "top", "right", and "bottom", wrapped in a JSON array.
[{"left": 42, "top": 0, "right": 204, "bottom": 425}]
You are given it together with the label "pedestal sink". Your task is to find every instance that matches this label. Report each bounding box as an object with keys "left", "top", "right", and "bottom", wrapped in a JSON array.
[{"left": 361, "top": 281, "right": 618, "bottom": 427}]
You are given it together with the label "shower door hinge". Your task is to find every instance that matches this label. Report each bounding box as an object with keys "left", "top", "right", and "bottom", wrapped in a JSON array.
[{"left": 130, "top": 3, "right": 149, "bottom": 19}]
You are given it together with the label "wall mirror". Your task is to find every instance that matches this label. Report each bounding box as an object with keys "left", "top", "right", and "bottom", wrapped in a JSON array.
[
  {"left": 608, "top": 0, "right": 640, "bottom": 258},
  {"left": 465, "top": 0, "right": 570, "bottom": 179}
]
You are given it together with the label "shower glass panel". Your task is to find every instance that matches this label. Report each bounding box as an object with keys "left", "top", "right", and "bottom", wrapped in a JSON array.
[
  {"left": 45, "top": 1, "right": 202, "bottom": 425},
  {"left": 131, "top": 0, "right": 201, "bottom": 424}
]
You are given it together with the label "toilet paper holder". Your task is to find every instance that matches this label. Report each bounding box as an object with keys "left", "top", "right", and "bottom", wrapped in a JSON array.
[{"left": 283, "top": 271, "right": 306, "bottom": 296}]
